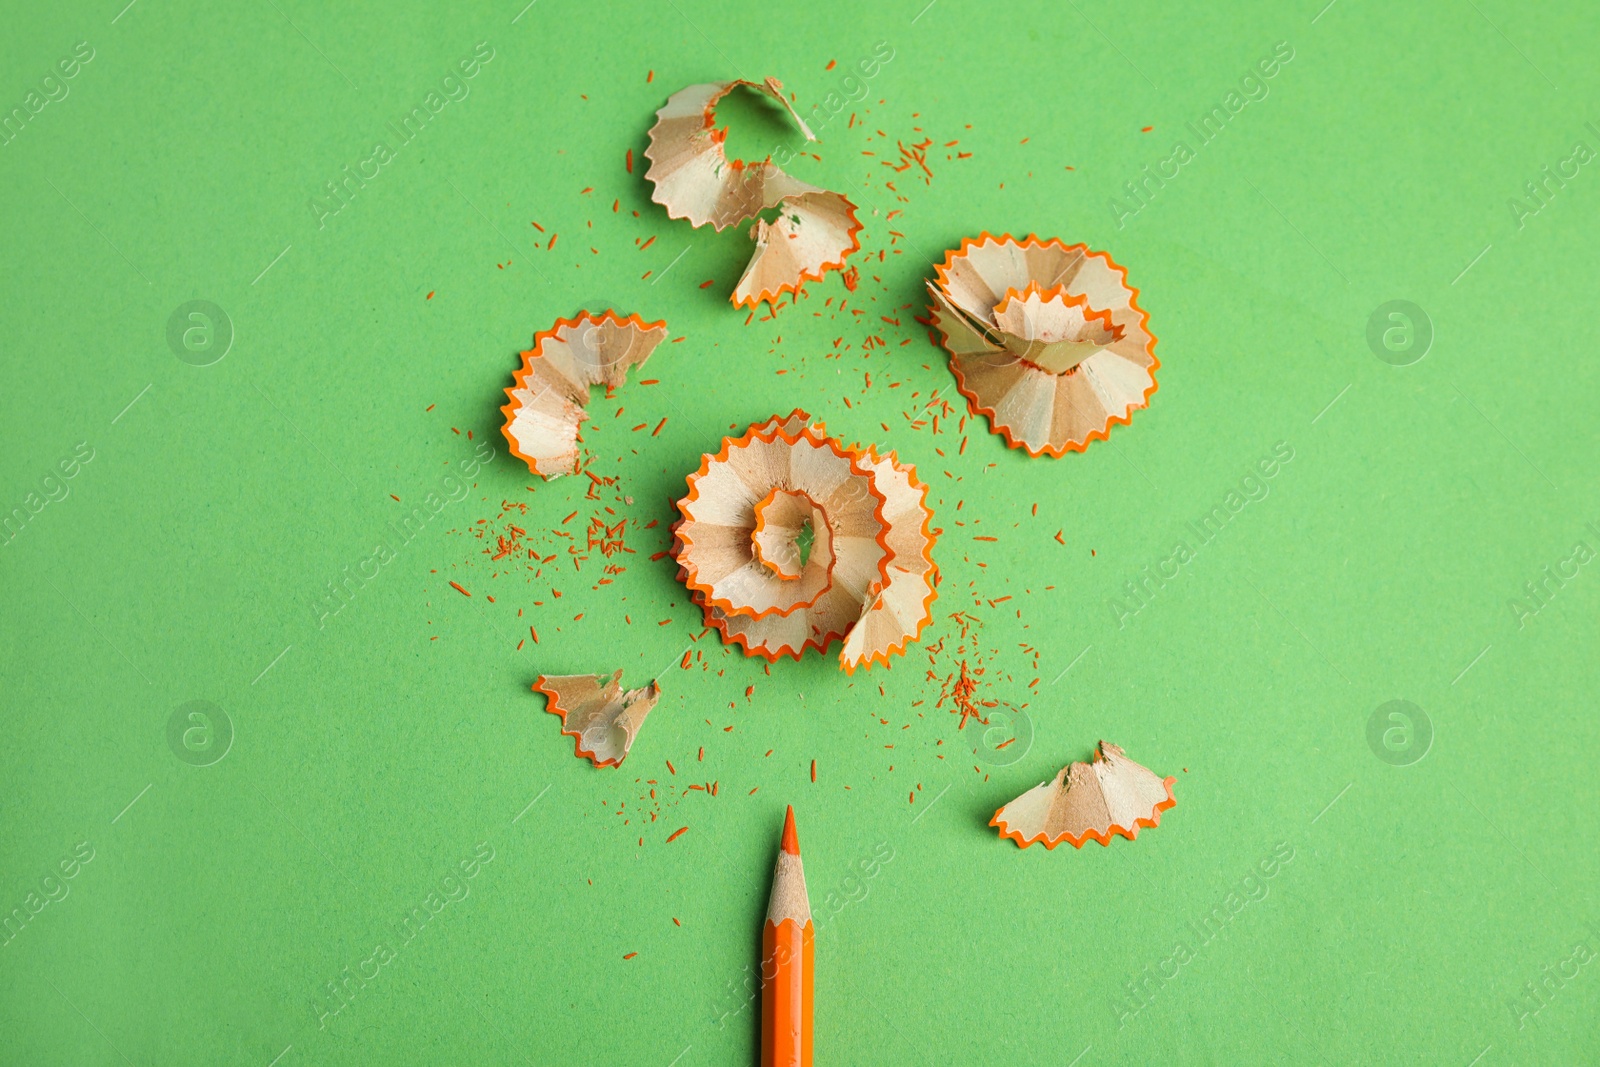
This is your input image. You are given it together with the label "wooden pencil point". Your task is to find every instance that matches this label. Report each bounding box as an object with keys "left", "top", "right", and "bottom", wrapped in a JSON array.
[{"left": 762, "top": 804, "right": 814, "bottom": 1066}]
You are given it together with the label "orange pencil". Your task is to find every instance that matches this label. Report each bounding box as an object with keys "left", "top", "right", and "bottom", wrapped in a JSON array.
[{"left": 762, "top": 805, "right": 814, "bottom": 1067}]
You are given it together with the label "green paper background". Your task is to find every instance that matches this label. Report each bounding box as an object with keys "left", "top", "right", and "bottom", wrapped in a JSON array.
[{"left": 3, "top": 1, "right": 1598, "bottom": 1063}]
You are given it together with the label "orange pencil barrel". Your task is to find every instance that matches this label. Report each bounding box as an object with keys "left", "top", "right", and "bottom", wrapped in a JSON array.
[
  {"left": 762, "top": 805, "right": 813, "bottom": 1067},
  {"left": 760, "top": 918, "right": 814, "bottom": 1066}
]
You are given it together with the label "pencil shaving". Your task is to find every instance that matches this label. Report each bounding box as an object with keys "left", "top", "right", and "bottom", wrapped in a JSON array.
[
  {"left": 991, "top": 284, "right": 1123, "bottom": 373},
  {"left": 990, "top": 741, "right": 1176, "bottom": 849},
  {"left": 837, "top": 444, "right": 938, "bottom": 673},
  {"left": 501, "top": 311, "right": 668, "bottom": 478},
  {"left": 732, "top": 190, "right": 863, "bottom": 308},
  {"left": 671, "top": 411, "right": 936, "bottom": 671},
  {"left": 752, "top": 488, "right": 819, "bottom": 581},
  {"left": 533, "top": 670, "right": 660, "bottom": 768},
  {"left": 645, "top": 78, "right": 818, "bottom": 231},
  {"left": 928, "top": 234, "right": 1158, "bottom": 456}
]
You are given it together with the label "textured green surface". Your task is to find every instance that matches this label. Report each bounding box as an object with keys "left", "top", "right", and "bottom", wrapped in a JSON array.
[{"left": 3, "top": 1, "right": 1598, "bottom": 1064}]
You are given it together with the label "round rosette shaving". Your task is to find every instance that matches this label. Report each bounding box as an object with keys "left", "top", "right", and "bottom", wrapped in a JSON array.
[
  {"left": 672, "top": 412, "right": 937, "bottom": 672},
  {"left": 926, "top": 234, "right": 1158, "bottom": 456}
]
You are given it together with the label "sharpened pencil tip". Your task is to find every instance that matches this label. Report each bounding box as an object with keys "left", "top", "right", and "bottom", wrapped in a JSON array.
[{"left": 781, "top": 804, "right": 799, "bottom": 855}]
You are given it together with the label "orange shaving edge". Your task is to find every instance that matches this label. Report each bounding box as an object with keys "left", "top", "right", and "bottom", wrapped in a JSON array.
[
  {"left": 931, "top": 233, "right": 1160, "bottom": 458},
  {"left": 989, "top": 776, "right": 1177, "bottom": 850}
]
